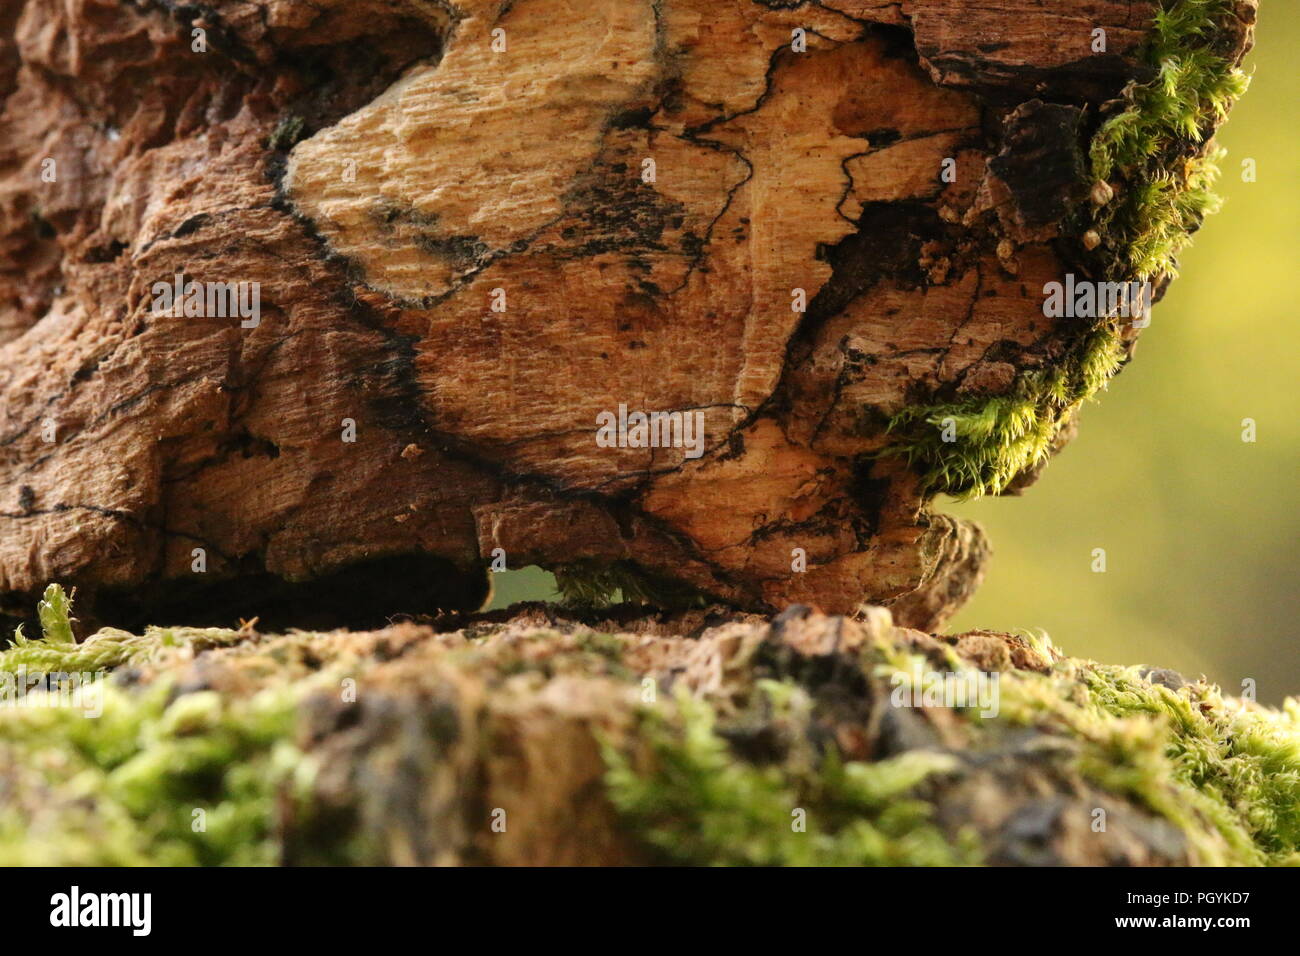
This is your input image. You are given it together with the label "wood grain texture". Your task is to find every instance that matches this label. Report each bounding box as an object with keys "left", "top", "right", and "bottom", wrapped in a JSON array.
[{"left": 0, "top": 0, "right": 1245, "bottom": 629}]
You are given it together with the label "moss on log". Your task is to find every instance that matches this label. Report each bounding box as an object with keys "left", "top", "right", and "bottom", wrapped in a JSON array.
[{"left": 1, "top": 586, "right": 1295, "bottom": 866}]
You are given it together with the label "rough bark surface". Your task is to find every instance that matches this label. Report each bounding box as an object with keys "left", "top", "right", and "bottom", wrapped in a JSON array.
[{"left": 0, "top": 1, "right": 1252, "bottom": 630}]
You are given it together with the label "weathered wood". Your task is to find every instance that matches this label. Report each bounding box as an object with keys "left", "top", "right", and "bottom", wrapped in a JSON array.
[{"left": 0, "top": 0, "right": 1253, "bottom": 630}]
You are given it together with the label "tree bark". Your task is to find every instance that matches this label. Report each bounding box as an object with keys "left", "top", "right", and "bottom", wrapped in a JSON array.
[{"left": 0, "top": 1, "right": 1254, "bottom": 631}]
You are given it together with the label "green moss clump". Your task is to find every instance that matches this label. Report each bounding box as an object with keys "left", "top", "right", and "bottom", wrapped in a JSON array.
[
  {"left": 2, "top": 586, "right": 1296, "bottom": 866},
  {"left": 1000, "top": 663, "right": 1300, "bottom": 865},
  {"left": 0, "top": 679, "right": 312, "bottom": 865},
  {"left": 604, "top": 626, "right": 1299, "bottom": 867},
  {"left": 884, "top": 325, "right": 1125, "bottom": 499},
  {"left": 0, "top": 587, "right": 320, "bottom": 865},
  {"left": 1089, "top": 0, "right": 1250, "bottom": 281},
  {"left": 876, "top": 636, "right": 1300, "bottom": 866},
  {"left": 603, "top": 687, "right": 979, "bottom": 866},
  {"left": 35, "top": 583, "right": 76, "bottom": 645},
  {"left": 3, "top": 584, "right": 248, "bottom": 676},
  {"left": 881, "top": 0, "right": 1249, "bottom": 499},
  {"left": 2, "top": 625, "right": 246, "bottom": 676},
  {"left": 553, "top": 559, "right": 711, "bottom": 610},
  {"left": 267, "top": 114, "right": 306, "bottom": 151}
]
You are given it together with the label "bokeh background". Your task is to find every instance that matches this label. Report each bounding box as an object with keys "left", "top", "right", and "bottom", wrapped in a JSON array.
[{"left": 492, "top": 12, "right": 1297, "bottom": 703}]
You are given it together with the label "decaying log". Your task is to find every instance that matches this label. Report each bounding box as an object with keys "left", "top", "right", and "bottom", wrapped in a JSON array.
[
  {"left": 0, "top": 1, "right": 1255, "bottom": 630},
  {"left": 2, "top": 598, "right": 1295, "bottom": 866}
]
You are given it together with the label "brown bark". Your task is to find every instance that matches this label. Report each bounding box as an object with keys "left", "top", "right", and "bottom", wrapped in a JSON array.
[{"left": 0, "top": 1, "right": 1226, "bottom": 630}]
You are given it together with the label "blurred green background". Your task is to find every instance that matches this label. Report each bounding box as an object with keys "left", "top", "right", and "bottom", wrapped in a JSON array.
[
  {"left": 946, "top": 10, "right": 1297, "bottom": 703},
  {"left": 493, "top": 12, "right": 1297, "bottom": 702}
]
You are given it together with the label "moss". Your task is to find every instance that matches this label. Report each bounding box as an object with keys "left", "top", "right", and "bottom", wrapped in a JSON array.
[
  {"left": 875, "top": 637, "right": 1300, "bottom": 866},
  {"left": 602, "top": 621, "right": 1299, "bottom": 867},
  {"left": 2, "top": 587, "right": 1296, "bottom": 865},
  {"left": 1, "top": 622, "right": 246, "bottom": 675},
  {"left": 1000, "top": 663, "right": 1300, "bottom": 865},
  {"left": 553, "top": 558, "right": 711, "bottom": 610},
  {"left": 36, "top": 583, "right": 75, "bottom": 644},
  {"left": 602, "top": 686, "right": 979, "bottom": 866},
  {"left": 267, "top": 114, "right": 306, "bottom": 151},
  {"left": 1088, "top": 0, "right": 1250, "bottom": 281},
  {"left": 881, "top": 0, "right": 1249, "bottom": 499},
  {"left": 884, "top": 325, "right": 1125, "bottom": 499},
  {"left": 0, "top": 587, "right": 324, "bottom": 865},
  {"left": 0, "top": 678, "right": 314, "bottom": 865}
]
